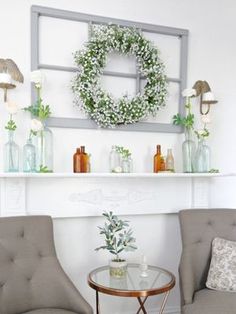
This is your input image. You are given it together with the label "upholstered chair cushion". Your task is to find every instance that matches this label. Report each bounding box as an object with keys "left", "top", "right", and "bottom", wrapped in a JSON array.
[
  {"left": 179, "top": 209, "right": 236, "bottom": 308},
  {"left": 22, "top": 310, "right": 79, "bottom": 314},
  {"left": 0, "top": 216, "right": 93, "bottom": 314},
  {"left": 182, "top": 288, "right": 236, "bottom": 314}
]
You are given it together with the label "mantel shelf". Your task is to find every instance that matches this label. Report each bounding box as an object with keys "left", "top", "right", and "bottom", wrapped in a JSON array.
[
  {"left": 0, "top": 171, "right": 235, "bottom": 218},
  {"left": 0, "top": 172, "right": 234, "bottom": 178}
]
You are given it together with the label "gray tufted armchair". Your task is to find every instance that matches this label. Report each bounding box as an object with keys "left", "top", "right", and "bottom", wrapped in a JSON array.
[
  {"left": 179, "top": 209, "right": 236, "bottom": 314},
  {"left": 0, "top": 215, "right": 93, "bottom": 314}
]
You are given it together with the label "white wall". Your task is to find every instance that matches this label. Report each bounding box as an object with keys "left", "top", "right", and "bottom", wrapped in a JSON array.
[{"left": 1, "top": 0, "right": 236, "bottom": 313}]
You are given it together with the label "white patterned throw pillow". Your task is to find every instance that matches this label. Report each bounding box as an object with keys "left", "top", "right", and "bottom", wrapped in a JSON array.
[{"left": 206, "top": 237, "right": 236, "bottom": 292}]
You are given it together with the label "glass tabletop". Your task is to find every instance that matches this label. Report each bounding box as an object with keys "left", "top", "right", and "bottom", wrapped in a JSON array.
[{"left": 88, "top": 263, "right": 175, "bottom": 297}]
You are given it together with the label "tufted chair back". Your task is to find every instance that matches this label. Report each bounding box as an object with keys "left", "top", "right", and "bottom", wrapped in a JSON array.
[
  {"left": 0, "top": 215, "right": 93, "bottom": 314},
  {"left": 179, "top": 209, "right": 236, "bottom": 306}
]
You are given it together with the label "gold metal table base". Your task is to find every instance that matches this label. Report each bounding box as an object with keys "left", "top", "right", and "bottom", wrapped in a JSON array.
[{"left": 95, "top": 290, "right": 170, "bottom": 314}]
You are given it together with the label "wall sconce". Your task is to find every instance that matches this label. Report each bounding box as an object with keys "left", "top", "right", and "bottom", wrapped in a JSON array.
[
  {"left": 192, "top": 80, "right": 218, "bottom": 115},
  {"left": 0, "top": 59, "right": 24, "bottom": 102}
]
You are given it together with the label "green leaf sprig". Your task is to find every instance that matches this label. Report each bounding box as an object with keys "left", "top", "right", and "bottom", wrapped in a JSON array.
[
  {"left": 24, "top": 99, "right": 51, "bottom": 121},
  {"left": 5, "top": 118, "right": 17, "bottom": 131},
  {"left": 115, "top": 146, "right": 131, "bottom": 159},
  {"left": 173, "top": 112, "right": 194, "bottom": 129},
  {"left": 38, "top": 165, "right": 53, "bottom": 173}
]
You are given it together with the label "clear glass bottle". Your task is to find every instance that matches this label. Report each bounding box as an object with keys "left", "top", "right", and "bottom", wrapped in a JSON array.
[
  {"left": 121, "top": 157, "right": 133, "bottom": 173},
  {"left": 109, "top": 146, "right": 121, "bottom": 173},
  {"left": 35, "top": 124, "right": 53, "bottom": 172},
  {"left": 4, "top": 130, "right": 20, "bottom": 172},
  {"left": 182, "top": 129, "right": 196, "bottom": 173},
  {"left": 23, "top": 138, "right": 36, "bottom": 172},
  {"left": 166, "top": 148, "right": 175, "bottom": 172},
  {"left": 194, "top": 138, "right": 211, "bottom": 173}
]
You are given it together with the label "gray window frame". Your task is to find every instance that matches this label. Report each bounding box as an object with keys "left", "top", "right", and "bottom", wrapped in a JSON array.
[{"left": 31, "top": 5, "right": 188, "bottom": 133}]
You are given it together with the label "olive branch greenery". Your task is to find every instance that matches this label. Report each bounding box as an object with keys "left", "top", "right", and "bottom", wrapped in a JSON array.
[
  {"left": 95, "top": 211, "right": 137, "bottom": 261},
  {"left": 23, "top": 71, "right": 52, "bottom": 173},
  {"left": 72, "top": 24, "right": 167, "bottom": 128}
]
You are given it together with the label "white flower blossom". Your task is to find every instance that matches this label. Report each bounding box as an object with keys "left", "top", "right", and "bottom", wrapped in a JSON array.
[
  {"left": 198, "top": 129, "right": 206, "bottom": 136},
  {"left": 201, "top": 114, "right": 211, "bottom": 124},
  {"left": 31, "top": 119, "right": 43, "bottom": 132},
  {"left": 30, "top": 70, "right": 44, "bottom": 88},
  {"left": 182, "top": 88, "right": 196, "bottom": 98},
  {"left": 195, "top": 128, "right": 210, "bottom": 139},
  {"left": 5, "top": 101, "right": 19, "bottom": 115}
]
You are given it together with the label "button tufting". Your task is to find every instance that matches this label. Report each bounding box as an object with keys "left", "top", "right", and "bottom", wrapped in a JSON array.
[
  {"left": 20, "top": 230, "right": 24, "bottom": 237},
  {"left": 233, "top": 222, "right": 236, "bottom": 226},
  {"left": 207, "top": 221, "right": 212, "bottom": 226}
]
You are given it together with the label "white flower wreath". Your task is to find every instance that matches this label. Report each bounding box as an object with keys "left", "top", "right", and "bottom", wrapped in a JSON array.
[{"left": 72, "top": 24, "right": 168, "bottom": 128}]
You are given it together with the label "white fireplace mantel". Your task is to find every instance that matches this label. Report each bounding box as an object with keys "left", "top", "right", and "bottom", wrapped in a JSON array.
[{"left": 0, "top": 172, "right": 234, "bottom": 218}]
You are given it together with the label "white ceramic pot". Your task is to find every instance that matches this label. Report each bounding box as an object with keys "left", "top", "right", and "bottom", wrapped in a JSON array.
[{"left": 109, "top": 259, "right": 127, "bottom": 278}]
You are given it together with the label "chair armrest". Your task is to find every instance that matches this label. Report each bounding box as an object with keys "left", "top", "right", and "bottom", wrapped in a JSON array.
[
  {"left": 179, "top": 251, "right": 196, "bottom": 305},
  {"left": 55, "top": 261, "right": 93, "bottom": 314}
]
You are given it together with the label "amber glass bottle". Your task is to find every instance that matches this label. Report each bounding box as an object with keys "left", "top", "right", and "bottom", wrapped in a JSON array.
[
  {"left": 154, "top": 145, "right": 165, "bottom": 172},
  {"left": 79, "top": 146, "right": 89, "bottom": 173},
  {"left": 73, "top": 148, "right": 81, "bottom": 173}
]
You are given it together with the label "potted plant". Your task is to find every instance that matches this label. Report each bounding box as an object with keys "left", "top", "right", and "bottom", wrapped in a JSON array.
[{"left": 95, "top": 211, "right": 137, "bottom": 278}]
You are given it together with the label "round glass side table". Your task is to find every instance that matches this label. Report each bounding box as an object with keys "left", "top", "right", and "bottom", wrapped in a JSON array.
[{"left": 88, "top": 263, "right": 175, "bottom": 314}]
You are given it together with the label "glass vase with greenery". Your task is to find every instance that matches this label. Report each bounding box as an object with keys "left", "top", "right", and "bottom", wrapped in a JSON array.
[
  {"left": 24, "top": 70, "right": 53, "bottom": 173},
  {"left": 173, "top": 88, "right": 196, "bottom": 173},
  {"left": 4, "top": 102, "right": 20, "bottom": 172},
  {"left": 194, "top": 128, "right": 211, "bottom": 172}
]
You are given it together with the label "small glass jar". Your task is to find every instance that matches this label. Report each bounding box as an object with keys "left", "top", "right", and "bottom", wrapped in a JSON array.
[
  {"left": 121, "top": 157, "right": 133, "bottom": 173},
  {"left": 4, "top": 130, "right": 20, "bottom": 172},
  {"left": 23, "top": 138, "right": 36, "bottom": 172},
  {"left": 109, "top": 146, "right": 122, "bottom": 173}
]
